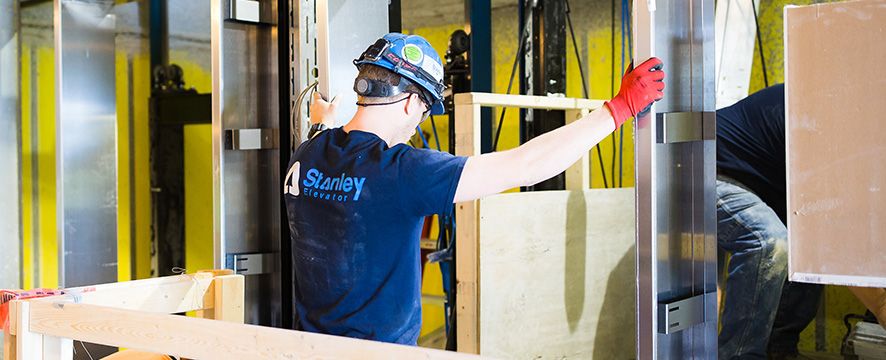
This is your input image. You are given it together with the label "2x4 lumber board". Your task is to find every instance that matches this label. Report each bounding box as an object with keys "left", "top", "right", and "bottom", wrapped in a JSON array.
[
  {"left": 785, "top": 0, "right": 886, "bottom": 287},
  {"left": 31, "top": 273, "right": 215, "bottom": 314},
  {"left": 454, "top": 102, "right": 481, "bottom": 354},
  {"left": 3, "top": 328, "right": 16, "bottom": 360},
  {"left": 198, "top": 274, "right": 245, "bottom": 323},
  {"left": 454, "top": 93, "right": 604, "bottom": 111},
  {"left": 3, "top": 300, "right": 18, "bottom": 359},
  {"left": 564, "top": 109, "right": 591, "bottom": 190},
  {"left": 25, "top": 302, "right": 483, "bottom": 360}
]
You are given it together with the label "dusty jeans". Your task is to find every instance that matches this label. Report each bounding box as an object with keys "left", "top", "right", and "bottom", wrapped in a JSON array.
[{"left": 716, "top": 179, "right": 789, "bottom": 359}]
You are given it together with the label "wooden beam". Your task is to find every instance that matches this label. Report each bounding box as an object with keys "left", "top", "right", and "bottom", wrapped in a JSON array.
[
  {"left": 454, "top": 92, "right": 604, "bottom": 111},
  {"left": 31, "top": 273, "right": 215, "bottom": 314},
  {"left": 3, "top": 325, "right": 16, "bottom": 360},
  {"left": 198, "top": 274, "right": 245, "bottom": 323},
  {"left": 454, "top": 101, "right": 482, "bottom": 354},
  {"left": 26, "top": 302, "right": 482, "bottom": 360},
  {"left": 564, "top": 109, "right": 591, "bottom": 190}
]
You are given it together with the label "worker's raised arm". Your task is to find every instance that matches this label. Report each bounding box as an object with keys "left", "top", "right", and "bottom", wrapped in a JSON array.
[{"left": 453, "top": 57, "right": 665, "bottom": 203}]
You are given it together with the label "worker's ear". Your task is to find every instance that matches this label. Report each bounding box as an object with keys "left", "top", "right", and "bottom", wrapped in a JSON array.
[{"left": 405, "top": 93, "right": 422, "bottom": 116}]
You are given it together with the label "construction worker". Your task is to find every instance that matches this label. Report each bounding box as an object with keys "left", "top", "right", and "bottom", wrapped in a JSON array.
[
  {"left": 716, "top": 84, "right": 823, "bottom": 359},
  {"left": 283, "top": 33, "right": 665, "bottom": 345}
]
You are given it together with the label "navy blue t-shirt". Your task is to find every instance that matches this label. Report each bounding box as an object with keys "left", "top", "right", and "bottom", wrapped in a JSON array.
[
  {"left": 283, "top": 128, "right": 467, "bottom": 345},
  {"left": 717, "top": 84, "right": 787, "bottom": 222}
]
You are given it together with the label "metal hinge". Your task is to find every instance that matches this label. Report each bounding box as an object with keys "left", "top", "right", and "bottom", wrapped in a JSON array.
[
  {"left": 225, "top": 252, "right": 276, "bottom": 275},
  {"left": 656, "top": 111, "right": 716, "bottom": 144},
  {"left": 657, "top": 292, "right": 716, "bottom": 334}
]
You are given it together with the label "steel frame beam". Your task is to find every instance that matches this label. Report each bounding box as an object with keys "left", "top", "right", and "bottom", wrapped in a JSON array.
[
  {"left": 633, "top": 0, "right": 718, "bottom": 358},
  {"left": 520, "top": 0, "right": 567, "bottom": 191}
]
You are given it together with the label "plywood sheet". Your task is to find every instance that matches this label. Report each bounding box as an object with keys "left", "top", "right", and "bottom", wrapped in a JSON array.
[
  {"left": 785, "top": 0, "right": 886, "bottom": 287},
  {"left": 477, "top": 188, "right": 635, "bottom": 359}
]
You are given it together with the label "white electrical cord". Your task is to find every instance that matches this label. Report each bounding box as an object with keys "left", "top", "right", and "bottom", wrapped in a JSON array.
[{"left": 290, "top": 81, "right": 319, "bottom": 152}]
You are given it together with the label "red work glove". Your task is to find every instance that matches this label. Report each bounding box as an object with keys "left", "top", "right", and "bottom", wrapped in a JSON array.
[{"left": 605, "top": 57, "right": 665, "bottom": 129}]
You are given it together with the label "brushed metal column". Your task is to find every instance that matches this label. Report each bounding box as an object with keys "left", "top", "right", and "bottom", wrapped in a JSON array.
[
  {"left": 54, "top": 0, "right": 118, "bottom": 288},
  {"left": 0, "top": 0, "right": 21, "bottom": 291},
  {"left": 211, "top": 0, "right": 282, "bottom": 326},
  {"left": 634, "top": 0, "right": 718, "bottom": 358}
]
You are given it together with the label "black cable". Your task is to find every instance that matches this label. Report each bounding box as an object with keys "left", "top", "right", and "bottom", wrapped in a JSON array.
[
  {"left": 608, "top": 0, "right": 617, "bottom": 187},
  {"left": 492, "top": 18, "right": 530, "bottom": 152},
  {"left": 429, "top": 115, "right": 442, "bottom": 151},
  {"left": 751, "top": 0, "right": 769, "bottom": 88},
  {"left": 566, "top": 0, "right": 609, "bottom": 188}
]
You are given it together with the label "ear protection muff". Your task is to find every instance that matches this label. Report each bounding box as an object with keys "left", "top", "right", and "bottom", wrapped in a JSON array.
[
  {"left": 354, "top": 77, "right": 410, "bottom": 98},
  {"left": 354, "top": 75, "right": 435, "bottom": 110}
]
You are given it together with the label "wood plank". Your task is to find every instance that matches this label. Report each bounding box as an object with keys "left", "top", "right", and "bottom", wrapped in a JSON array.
[
  {"left": 209, "top": 275, "right": 244, "bottom": 323},
  {"left": 454, "top": 92, "right": 604, "bottom": 111},
  {"left": 477, "top": 188, "right": 636, "bottom": 358},
  {"left": 3, "top": 327, "right": 16, "bottom": 360},
  {"left": 454, "top": 102, "right": 482, "bottom": 354},
  {"left": 30, "top": 273, "right": 215, "bottom": 314},
  {"left": 785, "top": 0, "right": 886, "bottom": 287},
  {"left": 26, "top": 302, "right": 483, "bottom": 360},
  {"left": 564, "top": 109, "right": 591, "bottom": 190}
]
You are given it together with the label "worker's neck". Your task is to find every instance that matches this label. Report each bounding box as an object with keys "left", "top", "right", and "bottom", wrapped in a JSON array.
[{"left": 343, "top": 106, "right": 409, "bottom": 146}]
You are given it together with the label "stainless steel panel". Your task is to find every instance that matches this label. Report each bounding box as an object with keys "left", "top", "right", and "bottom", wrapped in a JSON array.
[
  {"left": 634, "top": 0, "right": 717, "bottom": 358},
  {"left": 55, "top": 0, "right": 118, "bottom": 288},
  {"left": 0, "top": 0, "right": 21, "bottom": 290},
  {"left": 293, "top": 0, "right": 318, "bottom": 145},
  {"left": 211, "top": 0, "right": 282, "bottom": 326},
  {"left": 316, "top": 0, "right": 389, "bottom": 127}
]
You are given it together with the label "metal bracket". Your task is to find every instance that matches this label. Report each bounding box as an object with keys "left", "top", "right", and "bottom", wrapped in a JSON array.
[
  {"left": 657, "top": 292, "right": 713, "bottom": 334},
  {"left": 656, "top": 111, "right": 716, "bottom": 144},
  {"left": 224, "top": 128, "right": 278, "bottom": 150},
  {"left": 227, "top": 0, "right": 275, "bottom": 24},
  {"left": 225, "top": 252, "right": 276, "bottom": 276}
]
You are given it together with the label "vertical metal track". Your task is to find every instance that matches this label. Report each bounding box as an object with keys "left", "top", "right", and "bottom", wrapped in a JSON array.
[
  {"left": 54, "top": 0, "right": 118, "bottom": 289},
  {"left": 634, "top": 0, "right": 717, "bottom": 358},
  {"left": 211, "top": 0, "right": 283, "bottom": 326},
  {"left": 0, "top": 0, "right": 22, "bottom": 291},
  {"left": 277, "top": 0, "right": 294, "bottom": 330},
  {"left": 466, "top": 0, "right": 492, "bottom": 153}
]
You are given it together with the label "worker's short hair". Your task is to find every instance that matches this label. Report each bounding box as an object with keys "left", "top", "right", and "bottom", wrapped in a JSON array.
[{"left": 355, "top": 64, "right": 431, "bottom": 107}]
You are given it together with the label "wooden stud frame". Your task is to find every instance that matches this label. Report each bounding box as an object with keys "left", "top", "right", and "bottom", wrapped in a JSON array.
[
  {"left": 453, "top": 93, "right": 605, "bottom": 354},
  {"left": 3, "top": 271, "right": 482, "bottom": 359}
]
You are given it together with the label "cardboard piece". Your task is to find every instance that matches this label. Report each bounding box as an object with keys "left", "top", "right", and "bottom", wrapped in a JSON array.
[{"left": 785, "top": 0, "right": 886, "bottom": 287}]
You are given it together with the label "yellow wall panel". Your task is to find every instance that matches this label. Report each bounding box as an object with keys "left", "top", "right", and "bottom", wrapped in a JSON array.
[
  {"left": 36, "top": 46, "right": 57, "bottom": 289},
  {"left": 183, "top": 124, "right": 214, "bottom": 272},
  {"left": 131, "top": 54, "right": 153, "bottom": 280},
  {"left": 116, "top": 50, "right": 132, "bottom": 282}
]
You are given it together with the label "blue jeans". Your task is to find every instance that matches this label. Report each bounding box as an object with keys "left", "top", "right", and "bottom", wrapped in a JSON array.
[{"left": 717, "top": 179, "right": 789, "bottom": 359}]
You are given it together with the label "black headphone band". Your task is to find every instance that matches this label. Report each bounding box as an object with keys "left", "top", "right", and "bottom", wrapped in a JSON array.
[{"left": 354, "top": 76, "right": 433, "bottom": 108}]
